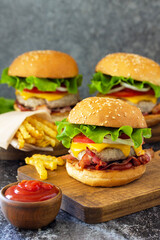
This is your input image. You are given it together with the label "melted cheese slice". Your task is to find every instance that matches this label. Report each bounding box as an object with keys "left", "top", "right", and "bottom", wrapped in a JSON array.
[
  {"left": 103, "top": 94, "right": 157, "bottom": 104},
  {"left": 16, "top": 90, "right": 68, "bottom": 101},
  {"left": 70, "top": 142, "right": 145, "bottom": 158},
  {"left": 121, "top": 95, "right": 157, "bottom": 104},
  {"left": 134, "top": 145, "right": 145, "bottom": 156}
]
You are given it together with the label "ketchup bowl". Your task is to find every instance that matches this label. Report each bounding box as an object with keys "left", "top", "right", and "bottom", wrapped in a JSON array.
[{"left": 0, "top": 181, "right": 62, "bottom": 229}]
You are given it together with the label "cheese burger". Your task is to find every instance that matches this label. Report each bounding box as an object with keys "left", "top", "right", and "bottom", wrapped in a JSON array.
[
  {"left": 56, "top": 97, "right": 152, "bottom": 187},
  {"left": 89, "top": 53, "right": 160, "bottom": 127},
  {"left": 0, "top": 50, "right": 82, "bottom": 121}
]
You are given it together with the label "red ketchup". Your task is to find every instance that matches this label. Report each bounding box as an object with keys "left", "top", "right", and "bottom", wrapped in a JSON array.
[{"left": 5, "top": 180, "right": 59, "bottom": 202}]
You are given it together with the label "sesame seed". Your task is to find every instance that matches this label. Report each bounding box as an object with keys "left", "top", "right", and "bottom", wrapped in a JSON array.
[{"left": 112, "top": 116, "right": 116, "bottom": 119}]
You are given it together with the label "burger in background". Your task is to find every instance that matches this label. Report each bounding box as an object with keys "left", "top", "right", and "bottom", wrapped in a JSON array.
[
  {"left": 56, "top": 97, "right": 152, "bottom": 187},
  {"left": 89, "top": 53, "right": 160, "bottom": 142},
  {"left": 0, "top": 50, "right": 82, "bottom": 121}
]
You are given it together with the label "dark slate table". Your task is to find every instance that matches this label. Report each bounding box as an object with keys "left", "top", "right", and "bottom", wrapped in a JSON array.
[{"left": 0, "top": 143, "right": 160, "bottom": 240}]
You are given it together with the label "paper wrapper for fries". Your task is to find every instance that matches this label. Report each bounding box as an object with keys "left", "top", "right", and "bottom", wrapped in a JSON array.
[{"left": 0, "top": 110, "right": 68, "bottom": 160}]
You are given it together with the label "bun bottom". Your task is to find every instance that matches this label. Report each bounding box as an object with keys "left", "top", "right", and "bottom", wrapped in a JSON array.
[
  {"left": 14, "top": 103, "right": 69, "bottom": 122},
  {"left": 51, "top": 111, "right": 69, "bottom": 122},
  {"left": 66, "top": 160, "right": 146, "bottom": 187},
  {"left": 145, "top": 114, "right": 160, "bottom": 127}
]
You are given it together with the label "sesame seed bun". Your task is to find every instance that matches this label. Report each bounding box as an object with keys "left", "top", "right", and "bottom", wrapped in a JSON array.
[
  {"left": 96, "top": 52, "right": 160, "bottom": 85},
  {"left": 8, "top": 50, "right": 78, "bottom": 79},
  {"left": 66, "top": 160, "right": 146, "bottom": 187},
  {"left": 68, "top": 97, "right": 147, "bottom": 128}
]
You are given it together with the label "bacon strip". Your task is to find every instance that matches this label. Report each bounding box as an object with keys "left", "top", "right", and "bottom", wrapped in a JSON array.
[
  {"left": 78, "top": 148, "right": 151, "bottom": 170},
  {"left": 63, "top": 148, "right": 152, "bottom": 171}
]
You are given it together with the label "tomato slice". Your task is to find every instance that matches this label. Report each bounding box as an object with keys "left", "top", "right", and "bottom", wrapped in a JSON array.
[
  {"left": 73, "top": 133, "right": 95, "bottom": 143},
  {"left": 119, "top": 133, "right": 130, "bottom": 139},
  {"left": 23, "top": 86, "right": 67, "bottom": 94},
  {"left": 107, "top": 88, "right": 154, "bottom": 97}
]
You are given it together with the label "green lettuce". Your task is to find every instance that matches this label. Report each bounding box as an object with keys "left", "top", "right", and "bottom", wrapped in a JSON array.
[
  {"left": 0, "top": 68, "right": 82, "bottom": 94},
  {"left": 0, "top": 97, "right": 14, "bottom": 114},
  {"left": 88, "top": 72, "right": 160, "bottom": 97},
  {"left": 56, "top": 119, "right": 151, "bottom": 149}
]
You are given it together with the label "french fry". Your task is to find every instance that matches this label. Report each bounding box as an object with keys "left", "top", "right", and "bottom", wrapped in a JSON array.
[
  {"left": 35, "top": 117, "right": 57, "bottom": 132},
  {"left": 15, "top": 115, "right": 59, "bottom": 150},
  {"left": 15, "top": 130, "right": 25, "bottom": 149},
  {"left": 25, "top": 137, "right": 36, "bottom": 145},
  {"left": 23, "top": 120, "right": 43, "bottom": 139},
  {"left": 19, "top": 124, "right": 31, "bottom": 139},
  {"left": 35, "top": 139, "right": 50, "bottom": 148},
  {"left": 28, "top": 117, "right": 57, "bottom": 138},
  {"left": 25, "top": 154, "right": 65, "bottom": 180},
  {"left": 56, "top": 157, "right": 65, "bottom": 166},
  {"left": 43, "top": 161, "right": 57, "bottom": 171},
  {"left": 35, "top": 161, "right": 48, "bottom": 180},
  {"left": 31, "top": 154, "right": 65, "bottom": 166},
  {"left": 44, "top": 135, "right": 56, "bottom": 147}
]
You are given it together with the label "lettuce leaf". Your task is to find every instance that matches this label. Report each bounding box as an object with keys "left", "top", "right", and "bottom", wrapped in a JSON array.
[
  {"left": 0, "top": 97, "right": 14, "bottom": 114},
  {"left": 0, "top": 68, "right": 82, "bottom": 94},
  {"left": 55, "top": 119, "right": 151, "bottom": 149},
  {"left": 88, "top": 72, "right": 160, "bottom": 97}
]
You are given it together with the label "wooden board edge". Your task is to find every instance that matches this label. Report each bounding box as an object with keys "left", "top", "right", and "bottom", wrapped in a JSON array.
[{"left": 61, "top": 189, "right": 160, "bottom": 223}]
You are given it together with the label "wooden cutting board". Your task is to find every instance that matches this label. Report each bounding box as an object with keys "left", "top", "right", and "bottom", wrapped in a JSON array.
[{"left": 18, "top": 151, "right": 160, "bottom": 224}]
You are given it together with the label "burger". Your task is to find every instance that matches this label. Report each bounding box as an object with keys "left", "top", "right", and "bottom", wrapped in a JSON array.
[
  {"left": 89, "top": 53, "right": 160, "bottom": 130},
  {"left": 56, "top": 97, "right": 152, "bottom": 187},
  {"left": 0, "top": 50, "right": 82, "bottom": 121}
]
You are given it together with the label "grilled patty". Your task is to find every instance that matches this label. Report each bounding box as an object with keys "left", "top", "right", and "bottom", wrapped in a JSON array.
[
  {"left": 16, "top": 93, "right": 79, "bottom": 110},
  {"left": 128, "top": 100, "right": 156, "bottom": 113},
  {"left": 70, "top": 147, "right": 135, "bottom": 162}
]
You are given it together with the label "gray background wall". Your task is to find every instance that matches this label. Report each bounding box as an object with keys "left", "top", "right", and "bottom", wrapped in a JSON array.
[{"left": 0, "top": 0, "right": 160, "bottom": 99}]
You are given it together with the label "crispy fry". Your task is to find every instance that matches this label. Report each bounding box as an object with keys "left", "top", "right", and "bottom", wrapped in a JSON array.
[
  {"left": 25, "top": 154, "right": 65, "bottom": 180},
  {"left": 23, "top": 120, "right": 43, "bottom": 139},
  {"left": 31, "top": 154, "right": 56, "bottom": 161},
  {"left": 35, "top": 117, "right": 57, "bottom": 131},
  {"left": 25, "top": 137, "right": 36, "bottom": 145},
  {"left": 35, "top": 139, "right": 50, "bottom": 148},
  {"left": 43, "top": 161, "right": 57, "bottom": 171},
  {"left": 15, "top": 130, "right": 25, "bottom": 149},
  {"left": 35, "top": 161, "right": 48, "bottom": 180},
  {"left": 28, "top": 117, "right": 57, "bottom": 138},
  {"left": 19, "top": 124, "right": 31, "bottom": 139},
  {"left": 44, "top": 135, "right": 56, "bottom": 147},
  {"left": 15, "top": 116, "right": 59, "bottom": 150},
  {"left": 56, "top": 157, "right": 65, "bottom": 166},
  {"left": 31, "top": 154, "right": 65, "bottom": 166}
]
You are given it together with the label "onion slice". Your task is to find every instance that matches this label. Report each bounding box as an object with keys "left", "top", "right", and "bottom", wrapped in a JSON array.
[
  {"left": 121, "top": 82, "right": 150, "bottom": 92},
  {"left": 56, "top": 86, "right": 67, "bottom": 92},
  {"left": 108, "top": 86, "right": 125, "bottom": 94},
  {"left": 103, "top": 136, "right": 134, "bottom": 146}
]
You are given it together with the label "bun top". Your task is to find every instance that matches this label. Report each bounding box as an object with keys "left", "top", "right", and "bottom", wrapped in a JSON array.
[
  {"left": 8, "top": 50, "right": 79, "bottom": 78},
  {"left": 96, "top": 52, "right": 160, "bottom": 86},
  {"left": 68, "top": 97, "right": 147, "bottom": 128}
]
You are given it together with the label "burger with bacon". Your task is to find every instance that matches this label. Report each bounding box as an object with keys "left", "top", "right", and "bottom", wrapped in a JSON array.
[
  {"left": 56, "top": 97, "right": 152, "bottom": 187},
  {"left": 89, "top": 53, "right": 160, "bottom": 134},
  {"left": 0, "top": 50, "right": 82, "bottom": 121}
]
